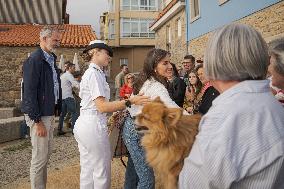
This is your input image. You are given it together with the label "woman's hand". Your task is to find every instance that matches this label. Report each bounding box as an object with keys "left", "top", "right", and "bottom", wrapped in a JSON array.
[
  {"left": 125, "top": 94, "right": 131, "bottom": 98},
  {"left": 185, "top": 86, "right": 191, "bottom": 97},
  {"left": 129, "top": 94, "right": 150, "bottom": 106}
]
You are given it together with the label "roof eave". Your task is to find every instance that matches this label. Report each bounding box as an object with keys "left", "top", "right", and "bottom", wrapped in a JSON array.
[{"left": 150, "top": 1, "right": 185, "bottom": 31}]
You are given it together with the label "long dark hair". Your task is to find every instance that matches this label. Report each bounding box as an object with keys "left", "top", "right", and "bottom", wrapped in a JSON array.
[
  {"left": 170, "top": 63, "right": 179, "bottom": 77},
  {"left": 133, "top": 48, "right": 170, "bottom": 94},
  {"left": 189, "top": 69, "right": 203, "bottom": 95}
]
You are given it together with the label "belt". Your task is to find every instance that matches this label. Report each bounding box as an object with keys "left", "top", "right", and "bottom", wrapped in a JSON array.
[
  {"left": 80, "top": 109, "right": 99, "bottom": 115},
  {"left": 80, "top": 109, "right": 107, "bottom": 116}
]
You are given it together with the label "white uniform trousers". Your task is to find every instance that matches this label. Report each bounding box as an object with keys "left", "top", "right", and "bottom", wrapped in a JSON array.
[
  {"left": 25, "top": 115, "right": 55, "bottom": 189},
  {"left": 74, "top": 114, "right": 111, "bottom": 189}
]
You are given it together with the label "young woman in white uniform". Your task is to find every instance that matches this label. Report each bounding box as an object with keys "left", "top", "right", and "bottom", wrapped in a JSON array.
[{"left": 73, "top": 40, "right": 150, "bottom": 189}]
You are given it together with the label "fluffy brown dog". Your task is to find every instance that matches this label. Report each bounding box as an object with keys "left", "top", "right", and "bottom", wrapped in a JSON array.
[{"left": 135, "top": 97, "right": 201, "bottom": 189}]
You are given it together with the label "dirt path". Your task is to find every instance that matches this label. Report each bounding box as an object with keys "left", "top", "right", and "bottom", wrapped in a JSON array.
[
  {"left": 0, "top": 134, "right": 125, "bottom": 189},
  {"left": 0, "top": 135, "right": 162, "bottom": 189},
  {"left": 2, "top": 157, "right": 126, "bottom": 189}
]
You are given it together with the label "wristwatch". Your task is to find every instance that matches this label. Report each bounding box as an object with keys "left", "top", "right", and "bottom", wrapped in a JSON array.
[{"left": 125, "top": 99, "right": 131, "bottom": 108}]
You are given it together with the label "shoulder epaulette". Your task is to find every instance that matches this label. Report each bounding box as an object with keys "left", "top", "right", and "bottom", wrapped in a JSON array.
[{"left": 93, "top": 67, "right": 102, "bottom": 72}]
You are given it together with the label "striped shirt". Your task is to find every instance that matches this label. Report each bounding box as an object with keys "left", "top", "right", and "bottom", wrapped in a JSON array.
[
  {"left": 179, "top": 80, "right": 284, "bottom": 189},
  {"left": 42, "top": 49, "right": 59, "bottom": 104}
]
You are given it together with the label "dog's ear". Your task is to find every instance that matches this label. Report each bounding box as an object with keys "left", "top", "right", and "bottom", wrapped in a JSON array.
[
  {"left": 164, "top": 108, "right": 182, "bottom": 126},
  {"left": 153, "top": 96, "right": 163, "bottom": 103}
]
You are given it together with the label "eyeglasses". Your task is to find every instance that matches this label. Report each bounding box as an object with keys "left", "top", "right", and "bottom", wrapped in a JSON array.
[
  {"left": 127, "top": 77, "right": 134, "bottom": 79},
  {"left": 183, "top": 61, "right": 193, "bottom": 64}
]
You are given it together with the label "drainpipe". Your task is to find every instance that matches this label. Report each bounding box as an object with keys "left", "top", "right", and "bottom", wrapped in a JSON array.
[{"left": 185, "top": 0, "right": 189, "bottom": 54}]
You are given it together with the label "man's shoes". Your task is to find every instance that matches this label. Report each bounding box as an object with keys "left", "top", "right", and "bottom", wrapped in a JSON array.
[{"left": 57, "top": 131, "right": 66, "bottom": 136}]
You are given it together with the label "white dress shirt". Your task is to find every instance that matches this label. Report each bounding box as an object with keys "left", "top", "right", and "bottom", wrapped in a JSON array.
[
  {"left": 79, "top": 63, "right": 110, "bottom": 113},
  {"left": 60, "top": 71, "right": 80, "bottom": 99},
  {"left": 128, "top": 78, "right": 187, "bottom": 117},
  {"left": 179, "top": 80, "right": 284, "bottom": 189}
]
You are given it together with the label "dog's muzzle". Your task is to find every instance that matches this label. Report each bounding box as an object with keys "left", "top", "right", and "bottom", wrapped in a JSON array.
[{"left": 134, "top": 117, "right": 149, "bottom": 135}]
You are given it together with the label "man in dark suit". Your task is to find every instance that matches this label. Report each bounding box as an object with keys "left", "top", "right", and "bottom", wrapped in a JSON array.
[{"left": 21, "top": 26, "right": 62, "bottom": 189}]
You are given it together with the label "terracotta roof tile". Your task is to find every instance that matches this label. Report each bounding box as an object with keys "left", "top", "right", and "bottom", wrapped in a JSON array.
[
  {"left": 0, "top": 24, "right": 97, "bottom": 47},
  {"left": 151, "top": 0, "right": 178, "bottom": 27}
]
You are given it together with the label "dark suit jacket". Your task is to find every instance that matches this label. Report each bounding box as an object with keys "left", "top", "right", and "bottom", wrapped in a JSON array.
[{"left": 21, "top": 47, "right": 62, "bottom": 122}]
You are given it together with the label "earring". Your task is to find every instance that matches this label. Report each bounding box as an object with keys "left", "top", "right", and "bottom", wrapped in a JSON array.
[{"left": 154, "top": 70, "right": 157, "bottom": 73}]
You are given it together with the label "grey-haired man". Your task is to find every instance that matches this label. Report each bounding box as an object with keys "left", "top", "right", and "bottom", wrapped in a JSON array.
[{"left": 22, "top": 26, "right": 62, "bottom": 189}]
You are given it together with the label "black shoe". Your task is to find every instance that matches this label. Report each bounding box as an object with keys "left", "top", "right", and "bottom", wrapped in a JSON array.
[{"left": 57, "top": 131, "right": 66, "bottom": 136}]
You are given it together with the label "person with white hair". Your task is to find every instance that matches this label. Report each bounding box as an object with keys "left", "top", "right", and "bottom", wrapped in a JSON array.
[
  {"left": 21, "top": 26, "right": 62, "bottom": 189},
  {"left": 268, "top": 38, "right": 284, "bottom": 106},
  {"left": 179, "top": 23, "right": 284, "bottom": 188},
  {"left": 74, "top": 40, "right": 150, "bottom": 189}
]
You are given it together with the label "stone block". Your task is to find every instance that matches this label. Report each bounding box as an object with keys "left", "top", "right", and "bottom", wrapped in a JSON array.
[
  {"left": 0, "top": 116, "right": 23, "bottom": 143},
  {"left": 0, "top": 107, "right": 16, "bottom": 119}
]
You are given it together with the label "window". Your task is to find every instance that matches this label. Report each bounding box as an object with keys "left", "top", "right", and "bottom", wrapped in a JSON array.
[
  {"left": 121, "top": 18, "right": 155, "bottom": 38},
  {"left": 121, "top": 0, "right": 158, "bottom": 11},
  {"left": 190, "top": 0, "right": 200, "bottom": 22},
  {"left": 132, "top": 0, "right": 139, "bottom": 10},
  {"left": 177, "top": 18, "right": 181, "bottom": 37},
  {"left": 120, "top": 58, "right": 129, "bottom": 66},
  {"left": 108, "top": 20, "right": 115, "bottom": 39},
  {"left": 166, "top": 25, "right": 171, "bottom": 51},
  {"left": 109, "top": 0, "right": 115, "bottom": 11},
  {"left": 218, "top": 0, "right": 229, "bottom": 5}
]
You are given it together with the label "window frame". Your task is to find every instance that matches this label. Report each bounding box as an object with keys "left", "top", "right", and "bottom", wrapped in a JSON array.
[
  {"left": 177, "top": 18, "right": 181, "bottom": 38},
  {"left": 218, "top": 0, "right": 229, "bottom": 6},
  {"left": 166, "top": 25, "right": 171, "bottom": 51},
  {"left": 121, "top": 0, "right": 158, "bottom": 11},
  {"left": 120, "top": 58, "right": 129, "bottom": 66},
  {"left": 190, "top": 0, "right": 200, "bottom": 23},
  {"left": 108, "top": 19, "right": 115, "bottom": 39},
  {"left": 120, "top": 18, "right": 155, "bottom": 38}
]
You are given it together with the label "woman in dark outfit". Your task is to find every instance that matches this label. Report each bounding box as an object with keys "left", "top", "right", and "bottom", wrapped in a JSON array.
[
  {"left": 167, "top": 63, "right": 187, "bottom": 107},
  {"left": 196, "top": 65, "right": 219, "bottom": 114}
]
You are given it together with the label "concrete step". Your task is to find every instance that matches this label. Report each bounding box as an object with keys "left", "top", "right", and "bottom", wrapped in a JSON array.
[
  {"left": 0, "top": 116, "right": 24, "bottom": 143},
  {"left": 0, "top": 107, "right": 17, "bottom": 119},
  {"left": 0, "top": 116, "right": 73, "bottom": 144}
]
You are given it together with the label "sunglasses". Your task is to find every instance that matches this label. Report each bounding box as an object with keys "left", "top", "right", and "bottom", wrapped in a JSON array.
[{"left": 127, "top": 77, "right": 134, "bottom": 79}]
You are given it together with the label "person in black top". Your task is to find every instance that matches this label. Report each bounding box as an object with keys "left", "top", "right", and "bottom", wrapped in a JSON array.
[
  {"left": 167, "top": 63, "right": 186, "bottom": 107},
  {"left": 196, "top": 65, "right": 219, "bottom": 114}
]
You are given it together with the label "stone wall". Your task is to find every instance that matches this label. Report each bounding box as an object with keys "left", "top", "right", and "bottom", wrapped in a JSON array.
[
  {"left": 155, "top": 8, "right": 187, "bottom": 66},
  {"left": 0, "top": 46, "right": 86, "bottom": 107},
  {"left": 189, "top": 1, "right": 284, "bottom": 59}
]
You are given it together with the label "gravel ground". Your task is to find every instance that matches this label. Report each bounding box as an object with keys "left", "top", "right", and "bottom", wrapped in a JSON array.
[
  {"left": 0, "top": 132, "right": 162, "bottom": 189},
  {"left": 0, "top": 133, "right": 79, "bottom": 188}
]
